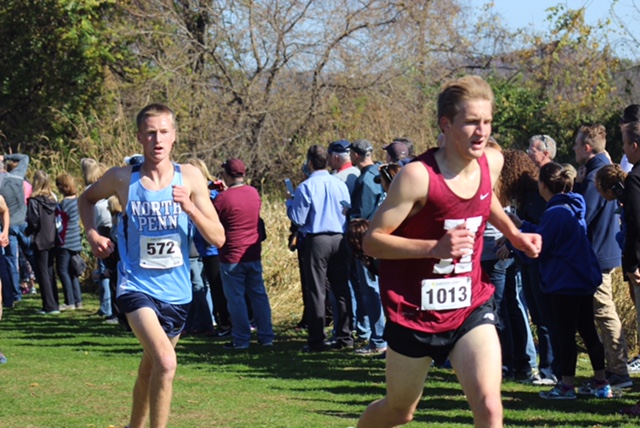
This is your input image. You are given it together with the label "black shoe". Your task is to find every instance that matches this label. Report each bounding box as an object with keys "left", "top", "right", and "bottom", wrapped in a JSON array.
[
  {"left": 216, "top": 327, "right": 231, "bottom": 337},
  {"left": 301, "top": 344, "right": 328, "bottom": 353},
  {"left": 223, "top": 342, "right": 249, "bottom": 350},
  {"left": 330, "top": 341, "right": 354, "bottom": 350}
]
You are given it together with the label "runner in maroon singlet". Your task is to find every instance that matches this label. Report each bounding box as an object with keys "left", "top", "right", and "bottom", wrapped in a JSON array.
[{"left": 356, "top": 75, "right": 542, "bottom": 428}]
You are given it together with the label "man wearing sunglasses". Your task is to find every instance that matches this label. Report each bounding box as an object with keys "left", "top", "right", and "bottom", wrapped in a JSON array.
[{"left": 527, "top": 134, "right": 556, "bottom": 169}]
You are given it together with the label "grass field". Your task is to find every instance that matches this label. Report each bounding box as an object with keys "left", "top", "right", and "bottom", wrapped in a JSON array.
[{"left": 2, "top": 292, "right": 640, "bottom": 428}]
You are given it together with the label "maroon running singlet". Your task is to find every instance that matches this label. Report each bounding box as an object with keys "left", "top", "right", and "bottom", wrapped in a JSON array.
[{"left": 379, "top": 148, "right": 495, "bottom": 334}]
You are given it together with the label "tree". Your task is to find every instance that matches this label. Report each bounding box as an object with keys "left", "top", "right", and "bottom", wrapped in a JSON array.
[
  {"left": 456, "top": 4, "right": 623, "bottom": 162},
  {"left": 0, "top": 0, "right": 123, "bottom": 162},
  {"left": 106, "top": 0, "right": 466, "bottom": 185}
]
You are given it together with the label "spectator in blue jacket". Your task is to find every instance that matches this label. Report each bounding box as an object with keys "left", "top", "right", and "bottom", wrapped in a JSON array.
[
  {"left": 517, "top": 162, "right": 610, "bottom": 400},
  {"left": 348, "top": 139, "right": 386, "bottom": 355},
  {"left": 573, "top": 124, "right": 631, "bottom": 389}
]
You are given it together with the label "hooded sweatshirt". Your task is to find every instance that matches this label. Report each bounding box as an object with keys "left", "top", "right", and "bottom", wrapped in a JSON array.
[
  {"left": 520, "top": 192, "right": 602, "bottom": 295},
  {"left": 26, "top": 195, "right": 57, "bottom": 251}
]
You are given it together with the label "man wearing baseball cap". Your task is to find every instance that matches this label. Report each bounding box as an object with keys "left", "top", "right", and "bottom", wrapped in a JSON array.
[
  {"left": 383, "top": 141, "right": 409, "bottom": 164},
  {"left": 215, "top": 158, "right": 275, "bottom": 350},
  {"left": 349, "top": 139, "right": 387, "bottom": 356},
  {"left": 328, "top": 139, "right": 360, "bottom": 193}
]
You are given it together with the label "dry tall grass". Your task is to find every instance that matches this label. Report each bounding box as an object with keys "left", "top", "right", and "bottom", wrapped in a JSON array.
[{"left": 260, "top": 196, "right": 304, "bottom": 326}]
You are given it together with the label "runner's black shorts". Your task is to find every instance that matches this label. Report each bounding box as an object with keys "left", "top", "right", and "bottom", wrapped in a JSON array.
[{"left": 384, "top": 297, "right": 497, "bottom": 365}]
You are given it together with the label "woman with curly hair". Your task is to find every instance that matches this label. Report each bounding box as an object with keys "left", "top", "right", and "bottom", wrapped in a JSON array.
[
  {"left": 493, "top": 149, "right": 559, "bottom": 384},
  {"left": 498, "top": 149, "right": 539, "bottom": 209}
]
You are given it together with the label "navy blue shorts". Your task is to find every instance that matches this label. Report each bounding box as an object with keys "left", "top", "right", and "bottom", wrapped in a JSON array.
[
  {"left": 116, "top": 292, "right": 190, "bottom": 338},
  {"left": 385, "top": 297, "right": 497, "bottom": 365}
]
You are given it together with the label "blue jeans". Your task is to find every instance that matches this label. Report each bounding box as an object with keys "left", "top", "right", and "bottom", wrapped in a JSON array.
[
  {"left": 56, "top": 248, "right": 82, "bottom": 306},
  {"left": 0, "top": 247, "right": 13, "bottom": 308},
  {"left": 355, "top": 259, "right": 386, "bottom": 349},
  {"left": 185, "top": 257, "right": 214, "bottom": 333},
  {"left": 7, "top": 224, "right": 30, "bottom": 301},
  {"left": 520, "top": 259, "right": 559, "bottom": 377},
  {"left": 220, "top": 260, "right": 274, "bottom": 347},
  {"left": 349, "top": 258, "right": 369, "bottom": 338},
  {"left": 484, "top": 258, "right": 537, "bottom": 375},
  {"left": 510, "top": 265, "right": 538, "bottom": 373},
  {"left": 96, "top": 258, "right": 112, "bottom": 317}
]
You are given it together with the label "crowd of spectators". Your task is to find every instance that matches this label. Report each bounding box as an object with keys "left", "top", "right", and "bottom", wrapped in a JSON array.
[{"left": 3, "top": 96, "right": 640, "bottom": 423}]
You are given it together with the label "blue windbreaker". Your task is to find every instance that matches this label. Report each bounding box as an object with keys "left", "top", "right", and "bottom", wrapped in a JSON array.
[{"left": 520, "top": 192, "right": 602, "bottom": 295}]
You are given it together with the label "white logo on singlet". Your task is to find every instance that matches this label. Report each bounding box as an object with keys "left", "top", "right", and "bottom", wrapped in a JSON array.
[{"left": 432, "top": 216, "right": 482, "bottom": 274}]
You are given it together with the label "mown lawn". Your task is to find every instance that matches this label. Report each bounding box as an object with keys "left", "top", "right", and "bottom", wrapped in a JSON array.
[{"left": 1, "top": 292, "right": 640, "bottom": 427}]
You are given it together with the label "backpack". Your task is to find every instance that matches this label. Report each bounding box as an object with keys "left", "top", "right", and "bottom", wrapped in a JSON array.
[{"left": 55, "top": 203, "right": 69, "bottom": 246}]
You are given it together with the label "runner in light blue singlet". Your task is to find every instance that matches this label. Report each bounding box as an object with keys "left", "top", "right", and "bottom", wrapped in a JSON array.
[{"left": 117, "top": 163, "right": 192, "bottom": 304}]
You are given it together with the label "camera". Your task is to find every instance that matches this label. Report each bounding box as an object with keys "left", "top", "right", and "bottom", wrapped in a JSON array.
[{"left": 209, "top": 180, "right": 225, "bottom": 191}]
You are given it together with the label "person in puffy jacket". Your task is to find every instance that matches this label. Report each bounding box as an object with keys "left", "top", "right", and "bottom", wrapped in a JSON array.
[
  {"left": 26, "top": 170, "right": 59, "bottom": 314},
  {"left": 515, "top": 162, "right": 610, "bottom": 400}
]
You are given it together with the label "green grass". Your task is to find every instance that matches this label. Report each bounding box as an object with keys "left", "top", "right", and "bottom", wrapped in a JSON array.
[{"left": 2, "top": 293, "right": 640, "bottom": 427}]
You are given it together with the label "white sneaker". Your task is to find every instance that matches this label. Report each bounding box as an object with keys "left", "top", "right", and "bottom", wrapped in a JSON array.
[
  {"left": 534, "top": 368, "right": 558, "bottom": 385},
  {"left": 533, "top": 374, "right": 557, "bottom": 386},
  {"left": 521, "top": 370, "right": 557, "bottom": 386},
  {"left": 628, "top": 356, "right": 640, "bottom": 374}
]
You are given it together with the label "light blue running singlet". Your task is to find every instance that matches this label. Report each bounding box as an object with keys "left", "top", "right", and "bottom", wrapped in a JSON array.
[{"left": 116, "top": 163, "right": 192, "bottom": 304}]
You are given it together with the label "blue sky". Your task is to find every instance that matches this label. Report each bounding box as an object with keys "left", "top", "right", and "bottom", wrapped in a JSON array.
[{"left": 468, "top": 0, "right": 640, "bottom": 58}]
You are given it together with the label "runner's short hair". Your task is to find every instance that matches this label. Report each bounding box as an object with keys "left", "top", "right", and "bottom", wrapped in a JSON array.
[
  {"left": 437, "top": 75, "right": 494, "bottom": 123},
  {"left": 136, "top": 103, "right": 176, "bottom": 130}
]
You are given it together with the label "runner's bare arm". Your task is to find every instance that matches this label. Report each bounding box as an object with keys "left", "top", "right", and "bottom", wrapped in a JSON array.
[
  {"left": 78, "top": 166, "right": 128, "bottom": 259},
  {"left": 363, "top": 162, "right": 475, "bottom": 260},
  {"left": 484, "top": 145, "right": 504, "bottom": 191},
  {"left": 175, "top": 164, "right": 225, "bottom": 248}
]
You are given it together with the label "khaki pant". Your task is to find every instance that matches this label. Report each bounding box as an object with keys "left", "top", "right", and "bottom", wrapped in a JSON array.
[{"left": 594, "top": 270, "right": 629, "bottom": 376}]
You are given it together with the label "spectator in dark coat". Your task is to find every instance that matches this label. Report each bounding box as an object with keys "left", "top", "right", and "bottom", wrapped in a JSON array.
[{"left": 26, "top": 170, "right": 59, "bottom": 314}]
